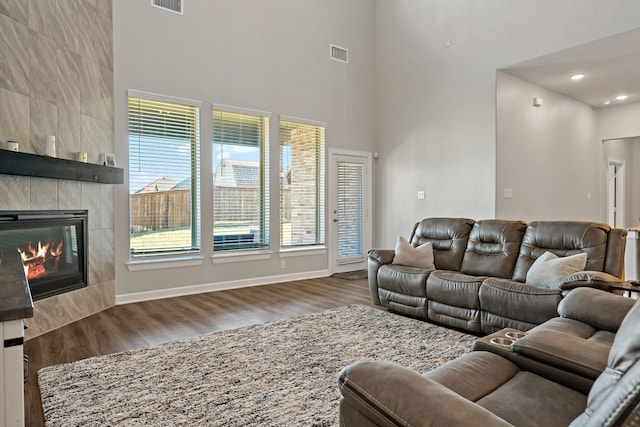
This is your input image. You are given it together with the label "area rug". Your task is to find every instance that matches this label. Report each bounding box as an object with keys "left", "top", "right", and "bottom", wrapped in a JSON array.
[
  {"left": 331, "top": 269, "right": 368, "bottom": 280},
  {"left": 38, "top": 305, "right": 475, "bottom": 426}
]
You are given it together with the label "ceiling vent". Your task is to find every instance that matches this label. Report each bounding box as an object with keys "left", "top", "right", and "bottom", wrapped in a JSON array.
[
  {"left": 151, "top": 0, "right": 183, "bottom": 14},
  {"left": 330, "top": 45, "right": 349, "bottom": 63}
]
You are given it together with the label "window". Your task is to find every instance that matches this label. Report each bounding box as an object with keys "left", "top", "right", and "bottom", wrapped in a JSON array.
[
  {"left": 280, "top": 117, "right": 326, "bottom": 247},
  {"left": 213, "top": 107, "right": 269, "bottom": 251},
  {"left": 128, "top": 92, "right": 200, "bottom": 258}
]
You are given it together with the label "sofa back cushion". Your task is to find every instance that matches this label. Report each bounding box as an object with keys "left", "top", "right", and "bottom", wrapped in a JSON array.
[
  {"left": 512, "top": 221, "right": 610, "bottom": 283},
  {"left": 410, "top": 218, "right": 475, "bottom": 271},
  {"left": 460, "top": 219, "right": 526, "bottom": 279},
  {"left": 569, "top": 298, "right": 640, "bottom": 426}
]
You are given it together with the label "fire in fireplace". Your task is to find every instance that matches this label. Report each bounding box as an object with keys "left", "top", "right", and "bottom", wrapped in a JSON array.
[{"left": 0, "top": 210, "right": 88, "bottom": 300}]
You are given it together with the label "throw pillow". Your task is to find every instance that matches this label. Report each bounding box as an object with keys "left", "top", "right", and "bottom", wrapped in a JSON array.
[
  {"left": 526, "top": 251, "right": 588, "bottom": 289},
  {"left": 392, "top": 236, "right": 435, "bottom": 269}
]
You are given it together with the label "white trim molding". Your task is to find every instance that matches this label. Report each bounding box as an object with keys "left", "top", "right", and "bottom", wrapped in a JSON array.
[{"left": 115, "top": 269, "right": 330, "bottom": 305}]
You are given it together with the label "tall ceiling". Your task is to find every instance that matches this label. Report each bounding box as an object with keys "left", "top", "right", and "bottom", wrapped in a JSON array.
[{"left": 502, "top": 27, "right": 640, "bottom": 108}]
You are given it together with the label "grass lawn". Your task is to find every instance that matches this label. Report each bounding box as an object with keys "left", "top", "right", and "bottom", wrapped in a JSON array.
[{"left": 131, "top": 222, "right": 292, "bottom": 250}]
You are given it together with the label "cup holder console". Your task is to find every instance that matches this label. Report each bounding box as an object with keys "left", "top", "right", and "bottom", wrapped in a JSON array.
[
  {"left": 489, "top": 337, "right": 515, "bottom": 347},
  {"left": 488, "top": 330, "right": 527, "bottom": 349},
  {"left": 505, "top": 331, "right": 527, "bottom": 340}
]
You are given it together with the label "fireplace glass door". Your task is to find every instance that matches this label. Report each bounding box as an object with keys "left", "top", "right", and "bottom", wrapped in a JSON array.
[{"left": 0, "top": 211, "right": 88, "bottom": 300}]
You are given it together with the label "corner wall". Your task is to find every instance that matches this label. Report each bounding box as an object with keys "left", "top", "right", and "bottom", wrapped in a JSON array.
[{"left": 495, "top": 71, "right": 599, "bottom": 221}]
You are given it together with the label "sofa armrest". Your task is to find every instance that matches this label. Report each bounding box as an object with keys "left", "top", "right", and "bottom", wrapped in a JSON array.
[
  {"left": 338, "top": 361, "right": 512, "bottom": 427},
  {"left": 512, "top": 330, "right": 609, "bottom": 380},
  {"left": 558, "top": 287, "right": 635, "bottom": 332},
  {"left": 558, "top": 270, "right": 624, "bottom": 292},
  {"left": 367, "top": 249, "right": 395, "bottom": 265},
  {"left": 367, "top": 249, "right": 395, "bottom": 306}
]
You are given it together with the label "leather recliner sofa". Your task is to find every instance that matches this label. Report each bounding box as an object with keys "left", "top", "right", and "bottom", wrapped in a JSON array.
[
  {"left": 338, "top": 289, "right": 640, "bottom": 426},
  {"left": 368, "top": 218, "right": 627, "bottom": 333}
]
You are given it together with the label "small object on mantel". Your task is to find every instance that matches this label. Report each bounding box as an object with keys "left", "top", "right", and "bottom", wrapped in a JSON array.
[{"left": 7, "top": 140, "right": 18, "bottom": 152}]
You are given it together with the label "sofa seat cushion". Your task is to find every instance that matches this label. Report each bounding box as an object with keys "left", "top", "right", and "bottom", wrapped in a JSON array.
[
  {"left": 377, "top": 264, "right": 430, "bottom": 297},
  {"left": 426, "top": 270, "right": 484, "bottom": 308},
  {"left": 479, "top": 278, "right": 562, "bottom": 328},
  {"left": 426, "top": 352, "right": 587, "bottom": 427},
  {"left": 426, "top": 271, "right": 484, "bottom": 332},
  {"left": 377, "top": 264, "right": 432, "bottom": 318}
]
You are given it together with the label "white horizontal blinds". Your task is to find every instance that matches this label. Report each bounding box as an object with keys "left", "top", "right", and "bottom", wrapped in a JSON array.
[
  {"left": 280, "top": 119, "right": 326, "bottom": 247},
  {"left": 212, "top": 109, "right": 269, "bottom": 251},
  {"left": 337, "top": 161, "right": 364, "bottom": 259},
  {"left": 128, "top": 96, "right": 200, "bottom": 257}
]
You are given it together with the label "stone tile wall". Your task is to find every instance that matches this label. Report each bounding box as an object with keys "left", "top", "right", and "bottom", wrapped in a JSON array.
[{"left": 0, "top": 0, "right": 115, "bottom": 339}]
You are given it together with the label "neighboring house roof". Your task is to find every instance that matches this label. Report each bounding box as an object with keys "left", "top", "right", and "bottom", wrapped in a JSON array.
[
  {"left": 171, "top": 178, "right": 191, "bottom": 190},
  {"left": 214, "top": 160, "right": 259, "bottom": 187},
  {"left": 136, "top": 177, "right": 177, "bottom": 193}
]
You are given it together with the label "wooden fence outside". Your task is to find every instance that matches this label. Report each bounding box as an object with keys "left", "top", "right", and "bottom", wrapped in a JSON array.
[{"left": 131, "top": 187, "right": 292, "bottom": 232}]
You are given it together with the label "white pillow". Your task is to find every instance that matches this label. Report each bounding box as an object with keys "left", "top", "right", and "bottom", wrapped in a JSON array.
[
  {"left": 526, "top": 251, "right": 588, "bottom": 289},
  {"left": 392, "top": 236, "right": 435, "bottom": 269}
]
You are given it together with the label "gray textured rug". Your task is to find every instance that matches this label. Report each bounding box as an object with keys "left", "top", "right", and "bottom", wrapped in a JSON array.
[{"left": 39, "top": 305, "right": 475, "bottom": 426}]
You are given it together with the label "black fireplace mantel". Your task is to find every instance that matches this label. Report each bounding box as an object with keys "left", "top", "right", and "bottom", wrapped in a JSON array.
[{"left": 0, "top": 149, "right": 123, "bottom": 184}]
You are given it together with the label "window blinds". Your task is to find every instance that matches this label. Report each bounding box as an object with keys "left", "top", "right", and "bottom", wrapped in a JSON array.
[
  {"left": 212, "top": 109, "right": 269, "bottom": 251},
  {"left": 128, "top": 96, "right": 200, "bottom": 256},
  {"left": 337, "top": 161, "right": 364, "bottom": 261}
]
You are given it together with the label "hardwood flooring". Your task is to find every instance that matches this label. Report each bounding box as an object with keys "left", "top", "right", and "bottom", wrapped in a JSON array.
[{"left": 24, "top": 277, "right": 373, "bottom": 426}]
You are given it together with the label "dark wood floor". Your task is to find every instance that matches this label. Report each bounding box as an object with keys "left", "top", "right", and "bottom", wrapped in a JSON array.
[{"left": 24, "top": 277, "right": 372, "bottom": 426}]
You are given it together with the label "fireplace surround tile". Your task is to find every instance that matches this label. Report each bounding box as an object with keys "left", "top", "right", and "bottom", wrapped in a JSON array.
[
  {"left": 0, "top": 0, "right": 28, "bottom": 25},
  {"left": 30, "top": 177, "right": 58, "bottom": 210},
  {"left": 28, "top": 29, "right": 58, "bottom": 104},
  {"left": 30, "top": 97, "right": 58, "bottom": 156},
  {"left": 57, "top": 180, "right": 82, "bottom": 210},
  {"left": 56, "top": 49, "right": 82, "bottom": 114},
  {"left": 0, "top": 87, "right": 30, "bottom": 146},
  {"left": 81, "top": 182, "right": 102, "bottom": 230},
  {"left": 0, "top": 12, "right": 29, "bottom": 96},
  {"left": 1, "top": 0, "right": 114, "bottom": 339},
  {"left": 0, "top": 175, "right": 30, "bottom": 210}
]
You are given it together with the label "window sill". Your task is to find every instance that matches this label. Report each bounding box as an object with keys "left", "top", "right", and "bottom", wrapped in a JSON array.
[
  {"left": 211, "top": 250, "right": 273, "bottom": 264},
  {"left": 126, "top": 255, "right": 204, "bottom": 271},
  {"left": 279, "top": 246, "right": 327, "bottom": 257}
]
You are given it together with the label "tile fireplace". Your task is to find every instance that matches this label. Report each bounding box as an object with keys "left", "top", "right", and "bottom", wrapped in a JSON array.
[{"left": 0, "top": 211, "right": 88, "bottom": 301}]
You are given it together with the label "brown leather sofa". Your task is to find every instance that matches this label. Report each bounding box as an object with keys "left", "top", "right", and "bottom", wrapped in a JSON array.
[
  {"left": 368, "top": 218, "right": 627, "bottom": 333},
  {"left": 338, "top": 290, "right": 640, "bottom": 426}
]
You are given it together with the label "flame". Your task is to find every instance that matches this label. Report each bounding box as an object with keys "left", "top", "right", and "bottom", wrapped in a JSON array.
[{"left": 17, "top": 240, "right": 64, "bottom": 280}]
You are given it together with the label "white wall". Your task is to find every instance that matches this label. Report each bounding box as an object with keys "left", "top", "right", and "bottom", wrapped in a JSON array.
[
  {"left": 496, "top": 71, "right": 599, "bottom": 221},
  {"left": 374, "top": 0, "right": 640, "bottom": 247},
  {"left": 113, "top": 0, "right": 375, "bottom": 299}
]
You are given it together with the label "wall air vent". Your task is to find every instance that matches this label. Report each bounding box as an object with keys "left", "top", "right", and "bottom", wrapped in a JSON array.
[
  {"left": 330, "top": 44, "right": 349, "bottom": 63},
  {"left": 151, "top": 0, "right": 183, "bottom": 14}
]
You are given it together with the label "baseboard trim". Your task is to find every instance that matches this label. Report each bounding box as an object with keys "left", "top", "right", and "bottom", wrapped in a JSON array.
[{"left": 114, "top": 269, "right": 331, "bottom": 305}]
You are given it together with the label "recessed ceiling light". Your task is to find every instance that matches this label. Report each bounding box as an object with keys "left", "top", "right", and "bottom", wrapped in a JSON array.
[
  {"left": 570, "top": 74, "right": 585, "bottom": 80},
  {"left": 616, "top": 95, "right": 629, "bottom": 100},
  {"left": 603, "top": 100, "right": 611, "bottom": 105}
]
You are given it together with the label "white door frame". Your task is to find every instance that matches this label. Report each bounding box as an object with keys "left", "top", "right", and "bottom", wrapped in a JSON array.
[
  {"left": 607, "top": 159, "right": 625, "bottom": 228},
  {"left": 328, "top": 148, "right": 373, "bottom": 274}
]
